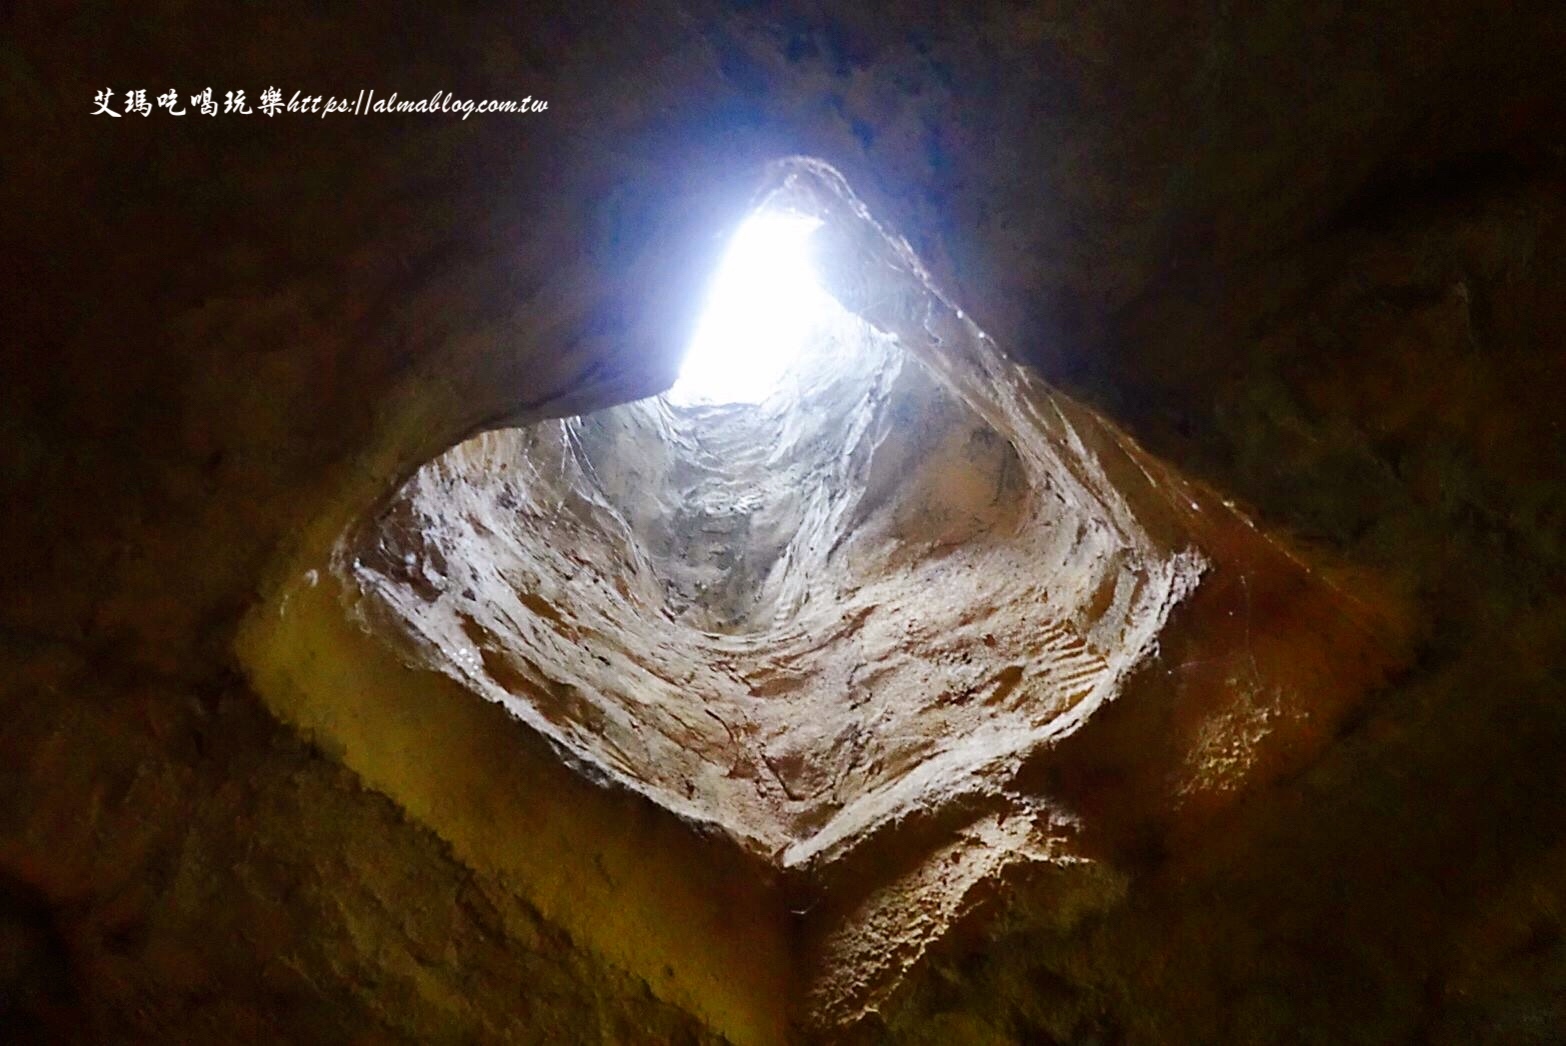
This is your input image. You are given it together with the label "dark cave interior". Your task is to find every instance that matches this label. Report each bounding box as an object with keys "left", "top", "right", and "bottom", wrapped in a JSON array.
[{"left": 5, "top": 4, "right": 1566, "bottom": 1042}]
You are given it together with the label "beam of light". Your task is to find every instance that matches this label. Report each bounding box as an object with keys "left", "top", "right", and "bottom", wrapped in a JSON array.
[{"left": 666, "top": 210, "right": 830, "bottom": 406}]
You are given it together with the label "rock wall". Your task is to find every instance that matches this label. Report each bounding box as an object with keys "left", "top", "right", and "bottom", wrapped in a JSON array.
[
  {"left": 239, "top": 162, "right": 1404, "bottom": 1034},
  {"left": 5, "top": 1, "right": 1566, "bottom": 1041},
  {"left": 869, "top": 167, "right": 1566, "bottom": 1045}
]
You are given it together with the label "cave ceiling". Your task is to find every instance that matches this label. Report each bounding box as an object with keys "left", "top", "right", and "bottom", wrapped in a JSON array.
[{"left": 5, "top": 1, "right": 1566, "bottom": 1042}]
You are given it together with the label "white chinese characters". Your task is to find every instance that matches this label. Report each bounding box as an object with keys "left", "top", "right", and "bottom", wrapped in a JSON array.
[{"left": 92, "top": 87, "right": 549, "bottom": 120}]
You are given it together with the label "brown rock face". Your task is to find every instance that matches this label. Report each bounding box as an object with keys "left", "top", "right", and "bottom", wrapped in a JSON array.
[
  {"left": 5, "top": 2, "right": 1566, "bottom": 1042},
  {"left": 241, "top": 163, "right": 1402, "bottom": 1035}
]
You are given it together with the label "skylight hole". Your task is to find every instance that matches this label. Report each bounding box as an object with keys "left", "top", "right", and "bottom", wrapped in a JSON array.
[{"left": 665, "top": 209, "right": 834, "bottom": 407}]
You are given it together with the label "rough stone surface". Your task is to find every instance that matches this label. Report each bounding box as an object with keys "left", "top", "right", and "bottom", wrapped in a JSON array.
[
  {"left": 241, "top": 166, "right": 1400, "bottom": 1033},
  {"left": 6, "top": 0, "right": 1566, "bottom": 1042},
  {"left": 854, "top": 169, "right": 1566, "bottom": 1046}
]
